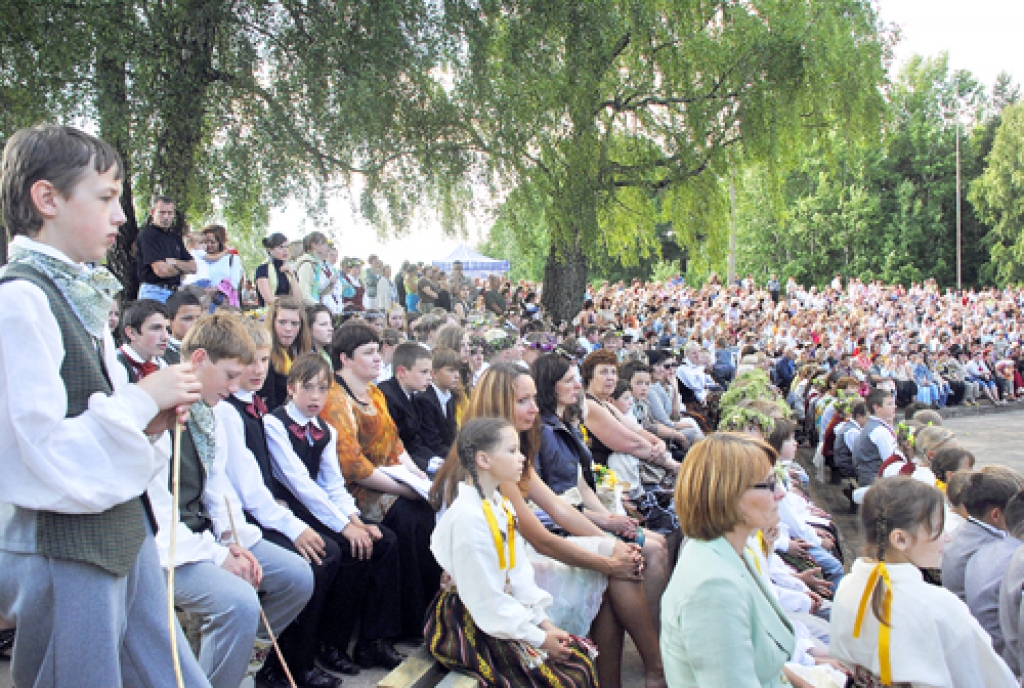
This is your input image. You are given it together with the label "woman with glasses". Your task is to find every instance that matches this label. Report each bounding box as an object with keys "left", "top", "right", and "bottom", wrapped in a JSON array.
[{"left": 662, "top": 433, "right": 813, "bottom": 688}]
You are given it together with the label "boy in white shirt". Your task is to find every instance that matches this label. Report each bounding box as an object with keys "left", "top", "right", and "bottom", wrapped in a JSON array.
[
  {"left": 116, "top": 298, "right": 170, "bottom": 381},
  {"left": 148, "top": 314, "right": 313, "bottom": 688},
  {"left": 0, "top": 125, "right": 207, "bottom": 687}
]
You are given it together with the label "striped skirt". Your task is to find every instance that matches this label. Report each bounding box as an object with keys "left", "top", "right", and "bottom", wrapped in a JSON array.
[{"left": 425, "top": 588, "right": 600, "bottom": 687}]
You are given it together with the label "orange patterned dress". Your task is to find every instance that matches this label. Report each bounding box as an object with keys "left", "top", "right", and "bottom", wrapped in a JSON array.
[{"left": 320, "top": 381, "right": 405, "bottom": 523}]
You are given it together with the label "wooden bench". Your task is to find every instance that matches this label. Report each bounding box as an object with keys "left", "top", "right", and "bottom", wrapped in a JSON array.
[{"left": 376, "top": 646, "right": 478, "bottom": 688}]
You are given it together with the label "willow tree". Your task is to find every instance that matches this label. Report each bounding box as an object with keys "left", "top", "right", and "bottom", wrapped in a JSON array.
[
  {"left": 436, "top": 0, "right": 886, "bottom": 321},
  {"left": 0, "top": 0, "right": 454, "bottom": 289}
]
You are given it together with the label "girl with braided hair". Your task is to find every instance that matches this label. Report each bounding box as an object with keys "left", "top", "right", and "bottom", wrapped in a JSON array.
[
  {"left": 829, "top": 477, "right": 1014, "bottom": 687},
  {"left": 427, "top": 417, "right": 599, "bottom": 687}
]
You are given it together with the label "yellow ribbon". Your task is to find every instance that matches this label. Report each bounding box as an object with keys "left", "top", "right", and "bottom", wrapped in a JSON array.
[
  {"left": 482, "top": 497, "right": 516, "bottom": 572},
  {"left": 853, "top": 561, "right": 893, "bottom": 686},
  {"left": 935, "top": 479, "right": 947, "bottom": 493},
  {"left": 745, "top": 547, "right": 763, "bottom": 575},
  {"left": 757, "top": 529, "right": 769, "bottom": 556}
]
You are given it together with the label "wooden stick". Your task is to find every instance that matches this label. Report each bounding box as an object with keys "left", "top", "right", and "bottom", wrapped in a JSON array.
[
  {"left": 224, "top": 495, "right": 298, "bottom": 688},
  {"left": 168, "top": 421, "right": 185, "bottom": 688}
]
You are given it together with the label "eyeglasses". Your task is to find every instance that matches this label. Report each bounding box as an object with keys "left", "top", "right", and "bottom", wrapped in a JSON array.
[
  {"left": 662, "top": 362, "right": 678, "bottom": 369},
  {"left": 751, "top": 473, "right": 779, "bottom": 492}
]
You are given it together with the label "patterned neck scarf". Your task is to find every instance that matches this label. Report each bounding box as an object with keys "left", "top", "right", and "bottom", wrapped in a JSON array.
[
  {"left": 7, "top": 244, "right": 121, "bottom": 341},
  {"left": 187, "top": 401, "right": 217, "bottom": 470}
]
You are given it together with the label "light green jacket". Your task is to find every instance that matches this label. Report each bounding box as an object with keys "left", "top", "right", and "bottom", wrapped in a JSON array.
[{"left": 661, "top": 536, "right": 795, "bottom": 688}]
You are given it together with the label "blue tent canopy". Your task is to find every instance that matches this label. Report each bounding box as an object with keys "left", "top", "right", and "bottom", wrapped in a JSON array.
[{"left": 432, "top": 244, "right": 509, "bottom": 277}]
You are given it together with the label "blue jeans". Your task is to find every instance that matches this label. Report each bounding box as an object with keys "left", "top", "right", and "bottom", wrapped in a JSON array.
[
  {"left": 807, "top": 543, "right": 844, "bottom": 584},
  {"left": 138, "top": 283, "right": 174, "bottom": 303}
]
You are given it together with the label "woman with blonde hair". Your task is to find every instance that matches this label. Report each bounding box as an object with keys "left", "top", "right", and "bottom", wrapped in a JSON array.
[
  {"left": 662, "top": 432, "right": 809, "bottom": 688},
  {"left": 430, "top": 363, "right": 668, "bottom": 688}
]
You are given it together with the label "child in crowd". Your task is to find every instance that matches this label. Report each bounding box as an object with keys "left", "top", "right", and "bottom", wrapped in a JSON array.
[
  {"left": 148, "top": 314, "right": 313, "bottom": 688},
  {"left": 931, "top": 447, "right": 977, "bottom": 537},
  {"left": 0, "top": 124, "right": 207, "bottom": 688},
  {"left": 379, "top": 341, "right": 436, "bottom": 472},
  {"left": 117, "top": 298, "right": 170, "bottom": 381},
  {"left": 214, "top": 321, "right": 343, "bottom": 688},
  {"left": 260, "top": 296, "right": 310, "bottom": 410},
  {"left": 427, "top": 417, "right": 599, "bottom": 687},
  {"left": 966, "top": 492, "right": 1024, "bottom": 660},
  {"left": 942, "top": 468, "right": 1023, "bottom": 600},
  {"left": 265, "top": 353, "right": 404, "bottom": 672},
  {"left": 307, "top": 303, "right": 334, "bottom": 369},
  {"left": 830, "top": 477, "right": 1015, "bottom": 687},
  {"left": 415, "top": 346, "right": 462, "bottom": 474},
  {"left": 999, "top": 494, "right": 1024, "bottom": 676},
  {"left": 163, "top": 289, "right": 203, "bottom": 364}
]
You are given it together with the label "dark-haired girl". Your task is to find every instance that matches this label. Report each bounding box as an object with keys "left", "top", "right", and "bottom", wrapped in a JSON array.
[
  {"left": 829, "top": 477, "right": 1014, "bottom": 687},
  {"left": 427, "top": 417, "right": 599, "bottom": 687}
]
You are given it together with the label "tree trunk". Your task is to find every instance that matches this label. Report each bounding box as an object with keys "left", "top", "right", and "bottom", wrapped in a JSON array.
[
  {"left": 541, "top": 240, "right": 589, "bottom": 326},
  {"left": 96, "top": 26, "right": 139, "bottom": 299},
  {"left": 149, "top": 0, "right": 225, "bottom": 208}
]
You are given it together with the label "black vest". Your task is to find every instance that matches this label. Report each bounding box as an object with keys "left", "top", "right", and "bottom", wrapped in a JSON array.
[
  {"left": 269, "top": 407, "right": 331, "bottom": 520},
  {"left": 0, "top": 263, "right": 149, "bottom": 576},
  {"left": 223, "top": 395, "right": 282, "bottom": 501}
]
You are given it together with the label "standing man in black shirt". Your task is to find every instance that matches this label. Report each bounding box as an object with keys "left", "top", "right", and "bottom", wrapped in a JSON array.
[{"left": 137, "top": 195, "right": 196, "bottom": 302}]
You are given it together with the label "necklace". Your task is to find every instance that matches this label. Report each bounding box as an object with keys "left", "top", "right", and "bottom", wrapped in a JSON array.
[
  {"left": 481, "top": 495, "right": 516, "bottom": 594},
  {"left": 336, "top": 373, "right": 371, "bottom": 408}
]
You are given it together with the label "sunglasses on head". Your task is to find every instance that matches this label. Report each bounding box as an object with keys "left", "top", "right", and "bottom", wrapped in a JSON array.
[{"left": 751, "top": 473, "right": 779, "bottom": 492}]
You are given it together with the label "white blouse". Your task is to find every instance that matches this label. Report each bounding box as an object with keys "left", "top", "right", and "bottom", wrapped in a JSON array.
[
  {"left": 431, "top": 483, "right": 552, "bottom": 647},
  {"left": 830, "top": 559, "right": 1015, "bottom": 687}
]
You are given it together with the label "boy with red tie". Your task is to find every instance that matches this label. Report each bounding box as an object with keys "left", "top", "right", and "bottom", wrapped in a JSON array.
[
  {"left": 215, "top": 319, "right": 343, "bottom": 687},
  {"left": 116, "top": 299, "right": 170, "bottom": 382},
  {"left": 265, "top": 353, "right": 405, "bottom": 672}
]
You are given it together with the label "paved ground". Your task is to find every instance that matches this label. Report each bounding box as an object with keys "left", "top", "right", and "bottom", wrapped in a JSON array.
[{"left": 3, "top": 407, "right": 1021, "bottom": 687}]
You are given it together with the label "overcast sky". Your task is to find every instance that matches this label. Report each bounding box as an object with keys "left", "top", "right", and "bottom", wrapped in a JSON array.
[{"left": 267, "top": 0, "right": 1024, "bottom": 266}]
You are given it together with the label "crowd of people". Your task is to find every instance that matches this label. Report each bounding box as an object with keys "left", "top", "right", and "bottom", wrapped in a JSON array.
[{"left": 5, "top": 123, "right": 1024, "bottom": 688}]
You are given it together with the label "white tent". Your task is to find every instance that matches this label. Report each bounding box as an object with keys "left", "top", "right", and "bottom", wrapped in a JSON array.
[{"left": 432, "top": 244, "right": 509, "bottom": 278}]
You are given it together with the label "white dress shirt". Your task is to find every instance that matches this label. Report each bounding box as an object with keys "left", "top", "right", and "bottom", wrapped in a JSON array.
[
  {"left": 147, "top": 405, "right": 261, "bottom": 568},
  {"left": 214, "top": 391, "right": 308, "bottom": 542},
  {"left": 0, "top": 235, "right": 160, "bottom": 514},
  {"left": 676, "top": 359, "right": 708, "bottom": 402},
  {"left": 265, "top": 403, "right": 359, "bottom": 533},
  {"left": 431, "top": 483, "right": 553, "bottom": 647}
]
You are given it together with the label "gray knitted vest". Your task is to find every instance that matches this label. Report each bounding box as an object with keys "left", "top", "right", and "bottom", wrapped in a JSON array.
[{"left": 0, "top": 263, "right": 147, "bottom": 576}]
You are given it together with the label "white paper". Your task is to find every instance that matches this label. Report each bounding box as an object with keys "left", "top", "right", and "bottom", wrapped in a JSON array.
[{"left": 379, "top": 464, "right": 432, "bottom": 500}]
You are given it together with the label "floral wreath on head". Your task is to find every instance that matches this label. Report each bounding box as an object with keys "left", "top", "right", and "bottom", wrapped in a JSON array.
[
  {"left": 720, "top": 407, "right": 776, "bottom": 435},
  {"left": 896, "top": 421, "right": 917, "bottom": 449},
  {"left": 483, "top": 328, "right": 517, "bottom": 355},
  {"left": 524, "top": 333, "right": 557, "bottom": 353}
]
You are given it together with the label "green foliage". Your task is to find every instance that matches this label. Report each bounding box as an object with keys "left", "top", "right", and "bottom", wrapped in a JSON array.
[
  {"left": 969, "top": 103, "right": 1024, "bottom": 284},
  {"left": 735, "top": 54, "right": 1003, "bottom": 288},
  {"left": 651, "top": 259, "right": 683, "bottom": 283},
  {"left": 447, "top": 0, "right": 887, "bottom": 319}
]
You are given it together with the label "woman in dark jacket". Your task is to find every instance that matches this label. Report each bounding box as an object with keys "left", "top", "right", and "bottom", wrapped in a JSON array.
[{"left": 532, "top": 354, "right": 637, "bottom": 537}]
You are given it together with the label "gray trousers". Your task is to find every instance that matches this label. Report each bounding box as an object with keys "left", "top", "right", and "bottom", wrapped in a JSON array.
[
  {"left": 174, "top": 538, "right": 313, "bottom": 688},
  {"left": 0, "top": 531, "right": 211, "bottom": 688}
]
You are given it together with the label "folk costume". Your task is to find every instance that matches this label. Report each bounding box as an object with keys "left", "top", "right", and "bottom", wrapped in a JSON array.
[
  {"left": 215, "top": 392, "right": 344, "bottom": 684},
  {"left": 0, "top": 236, "right": 208, "bottom": 687},
  {"left": 830, "top": 559, "right": 1015, "bottom": 687},
  {"left": 265, "top": 402, "right": 402, "bottom": 660},
  {"left": 116, "top": 343, "right": 165, "bottom": 383},
  {"left": 427, "top": 483, "right": 599, "bottom": 688},
  {"left": 148, "top": 401, "right": 313, "bottom": 688}
]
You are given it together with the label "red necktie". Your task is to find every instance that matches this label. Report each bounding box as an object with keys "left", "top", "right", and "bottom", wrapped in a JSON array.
[
  {"left": 289, "top": 421, "right": 325, "bottom": 443},
  {"left": 246, "top": 396, "right": 268, "bottom": 419},
  {"left": 122, "top": 348, "right": 159, "bottom": 379}
]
